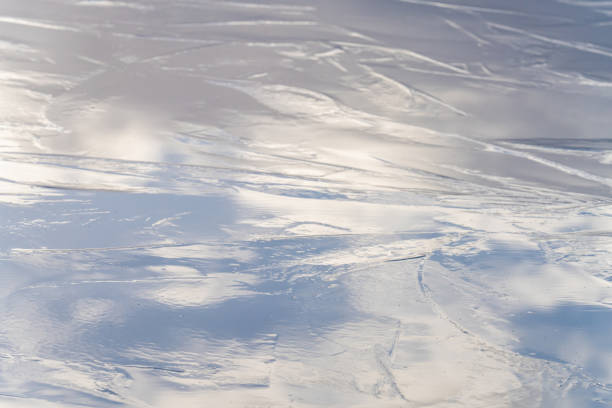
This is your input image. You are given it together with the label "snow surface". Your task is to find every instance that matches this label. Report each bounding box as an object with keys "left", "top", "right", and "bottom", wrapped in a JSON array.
[{"left": 1, "top": 0, "right": 612, "bottom": 406}]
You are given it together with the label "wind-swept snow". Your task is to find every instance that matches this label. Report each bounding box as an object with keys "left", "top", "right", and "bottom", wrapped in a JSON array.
[{"left": 1, "top": 0, "right": 611, "bottom": 407}]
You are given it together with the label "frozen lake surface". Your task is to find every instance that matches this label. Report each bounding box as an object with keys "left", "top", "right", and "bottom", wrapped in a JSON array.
[{"left": 1, "top": 0, "right": 612, "bottom": 406}]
